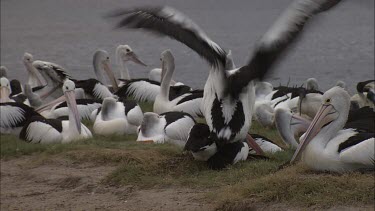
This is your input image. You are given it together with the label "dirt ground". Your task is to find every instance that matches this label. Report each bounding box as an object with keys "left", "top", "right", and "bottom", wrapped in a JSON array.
[
  {"left": 1, "top": 156, "right": 374, "bottom": 211},
  {"left": 0, "top": 156, "right": 214, "bottom": 211}
]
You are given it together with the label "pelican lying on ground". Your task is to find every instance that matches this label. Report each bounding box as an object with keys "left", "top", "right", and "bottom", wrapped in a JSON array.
[
  {"left": 153, "top": 50, "right": 203, "bottom": 117},
  {"left": 32, "top": 60, "right": 71, "bottom": 102},
  {"left": 290, "top": 87, "right": 374, "bottom": 172},
  {"left": 0, "top": 66, "right": 8, "bottom": 78},
  {"left": 20, "top": 79, "right": 92, "bottom": 144},
  {"left": 275, "top": 104, "right": 375, "bottom": 149},
  {"left": 184, "top": 123, "right": 282, "bottom": 169},
  {"left": 350, "top": 80, "right": 375, "bottom": 110},
  {"left": 93, "top": 97, "right": 143, "bottom": 135},
  {"left": 136, "top": 111, "right": 196, "bottom": 147},
  {"left": 0, "top": 101, "right": 42, "bottom": 135},
  {"left": 109, "top": 0, "right": 342, "bottom": 167},
  {"left": 114, "top": 46, "right": 193, "bottom": 102},
  {"left": 73, "top": 50, "right": 117, "bottom": 100},
  {"left": 23, "top": 53, "right": 47, "bottom": 88}
]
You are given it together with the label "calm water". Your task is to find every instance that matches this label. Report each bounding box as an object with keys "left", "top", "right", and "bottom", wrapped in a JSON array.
[{"left": 1, "top": 0, "right": 374, "bottom": 93}]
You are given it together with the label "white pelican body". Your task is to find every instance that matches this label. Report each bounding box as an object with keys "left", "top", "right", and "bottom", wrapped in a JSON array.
[
  {"left": 137, "top": 112, "right": 196, "bottom": 147},
  {"left": 153, "top": 50, "right": 203, "bottom": 117},
  {"left": 93, "top": 97, "right": 143, "bottom": 135},
  {"left": 20, "top": 80, "right": 92, "bottom": 144},
  {"left": 291, "top": 87, "right": 374, "bottom": 172}
]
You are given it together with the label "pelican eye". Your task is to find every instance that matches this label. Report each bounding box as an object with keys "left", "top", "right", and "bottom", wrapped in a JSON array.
[
  {"left": 126, "top": 49, "right": 130, "bottom": 52},
  {"left": 106, "top": 57, "right": 109, "bottom": 60},
  {"left": 325, "top": 98, "right": 331, "bottom": 103}
]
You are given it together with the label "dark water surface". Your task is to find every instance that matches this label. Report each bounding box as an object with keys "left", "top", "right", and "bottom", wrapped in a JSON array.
[{"left": 1, "top": 0, "right": 374, "bottom": 93}]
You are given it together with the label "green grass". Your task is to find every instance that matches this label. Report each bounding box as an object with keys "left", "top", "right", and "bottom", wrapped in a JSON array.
[{"left": 0, "top": 105, "right": 373, "bottom": 208}]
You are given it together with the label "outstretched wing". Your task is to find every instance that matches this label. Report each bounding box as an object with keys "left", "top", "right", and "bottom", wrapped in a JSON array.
[
  {"left": 107, "top": 6, "right": 227, "bottom": 69},
  {"left": 225, "top": 0, "right": 342, "bottom": 98}
]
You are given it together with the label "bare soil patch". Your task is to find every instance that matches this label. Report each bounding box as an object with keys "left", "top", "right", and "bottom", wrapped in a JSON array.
[{"left": 1, "top": 156, "right": 214, "bottom": 211}]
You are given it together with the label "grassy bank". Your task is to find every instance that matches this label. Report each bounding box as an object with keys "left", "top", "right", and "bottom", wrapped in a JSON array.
[{"left": 0, "top": 106, "right": 374, "bottom": 209}]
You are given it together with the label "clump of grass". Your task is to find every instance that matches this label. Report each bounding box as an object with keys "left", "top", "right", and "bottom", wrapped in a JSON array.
[{"left": 216, "top": 165, "right": 375, "bottom": 208}]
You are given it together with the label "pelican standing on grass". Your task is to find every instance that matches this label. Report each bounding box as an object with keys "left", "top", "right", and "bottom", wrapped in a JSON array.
[
  {"left": 291, "top": 87, "right": 374, "bottom": 172},
  {"left": 20, "top": 79, "right": 92, "bottom": 144}
]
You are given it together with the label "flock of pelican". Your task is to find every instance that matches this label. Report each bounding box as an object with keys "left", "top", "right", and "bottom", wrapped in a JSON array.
[{"left": 1, "top": 0, "right": 374, "bottom": 172}]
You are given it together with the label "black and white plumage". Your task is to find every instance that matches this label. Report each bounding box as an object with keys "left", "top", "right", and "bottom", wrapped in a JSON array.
[
  {"left": 136, "top": 111, "right": 196, "bottom": 147},
  {"left": 8, "top": 80, "right": 30, "bottom": 106},
  {"left": 109, "top": 0, "right": 342, "bottom": 150},
  {"left": 43, "top": 99, "right": 102, "bottom": 120},
  {"left": 20, "top": 80, "right": 92, "bottom": 144},
  {"left": 276, "top": 105, "right": 375, "bottom": 149},
  {"left": 73, "top": 50, "right": 117, "bottom": 100},
  {"left": 93, "top": 97, "right": 143, "bottom": 135},
  {"left": 153, "top": 50, "right": 203, "bottom": 117},
  {"left": 291, "top": 87, "right": 374, "bottom": 172},
  {"left": 0, "top": 102, "right": 42, "bottom": 135},
  {"left": 185, "top": 123, "right": 281, "bottom": 169},
  {"left": 32, "top": 60, "right": 71, "bottom": 102},
  {"left": 351, "top": 80, "right": 375, "bottom": 110}
]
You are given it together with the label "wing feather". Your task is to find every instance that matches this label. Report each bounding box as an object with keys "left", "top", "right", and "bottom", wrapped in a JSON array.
[{"left": 107, "top": 6, "right": 226, "bottom": 68}]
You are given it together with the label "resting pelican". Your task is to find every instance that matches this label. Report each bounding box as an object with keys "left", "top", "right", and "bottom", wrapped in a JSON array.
[
  {"left": 0, "top": 66, "right": 8, "bottom": 78},
  {"left": 351, "top": 80, "right": 375, "bottom": 110},
  {"left": 153, "top": 50, "right": 203, "bottom": 117},
  {"left": 23, "top": 53, "right": 47, "bottom": 88},
  {"left": 20, "top": 79, "right": 92, "bottom": 144},
  {"left": 291, "top": 87, "right": 374, "bottom": 172},
  {"left": 185, "top": 123, "right": 282, "bottom": 168},
  {"left": 137, "top": 111, "right": 196, "bottom": 147},
  {"left": 109, "top": 1, "right": 342, "bottom": 166},
  {"left": 73, "top": 50, "right": 117, "bottom": 99},
  {"left": 0, "top": 77, "right": 12, "bottom": 103},
  {"left": 32, "top": 60, "right": 71, "bottom": 102},
  {"left": 93, "top": 97, "right": 143, "bottom": 135},
  {"left": 114, "top": 46, "right": 194, "bottom": 103},
  {"left": 0, "top": 102, "right": 42, "bottom": 135}
]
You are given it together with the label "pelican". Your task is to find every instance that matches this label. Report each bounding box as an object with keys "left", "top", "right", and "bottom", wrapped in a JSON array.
[
  {"left": 93, "top": 97, "right": 143, "bottom": 135},
  {"left": 136, "top": 111, "right": 196, "bottom": 147},
  {"left": 0, "top": 77, "right": 13, "bottom": 103},
  {"left": 109, "top": 0, "right": 342, "bottom": 161},
  {"left": 305, "top": 78, "right": 319, "bottom": 91},
  {"left": 32, "top": 60, "right": 71, "bottom": 102},
  {"left": 73, "top": 50, "right": 117, "bottom": 100},
  {"left": 184, "top": 123, "right": 282, "bottom": 169},
  {"left": 153, "top": 50, "right": 203, "bottom": 117},
  {"left": 0, "top": 66, "right": 8, "bottom": 78},
  {"left": 291, "top": 87, "right": 374, "bottom": 172},
  {"left": 19, "top": 79, "right": 92, "bottom": 144},
  {"left": 114, "top": 45, "right": 204, "bottom": 102},
  {"left": 23, "top": 53, "right": 47, "bottom": 88},
  {"left": 351, "top": 80, "right": 375, "bottom": 110},
  {"left": 276, "top": 104, "right": 375, "bottom": 149}
]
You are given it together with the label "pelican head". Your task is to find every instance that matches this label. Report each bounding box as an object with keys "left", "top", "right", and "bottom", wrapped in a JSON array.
[
  {"left": 62, "top": 79, "right": 81, "bottom": 134},
  {"left": 0, "top": 77, "right": 11, "bottom": 102},
  {"left": 306, "top": 78, "right": 319, "bottom": 91},
  {"left": 93, "top": 49, "right": 118, "bottom": 91},
  {"left": 0, "top": 66, "right": 8, "bottom": 78},
  {"left": 116, "top": 45, "right": 147, "bottom": 66},
  {"left": 23, "top": 52, "right": 34, "bottom": 65},
  {"left": 335, "top": 80, "right": 346, "bottom": 89},
  {"left": 291, "top": 87, "right": 350, "bottom": 163}
]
